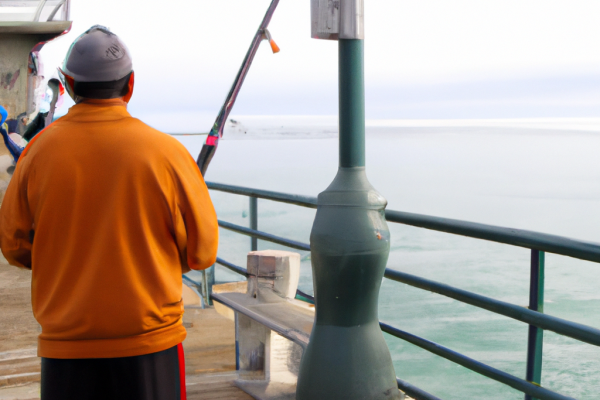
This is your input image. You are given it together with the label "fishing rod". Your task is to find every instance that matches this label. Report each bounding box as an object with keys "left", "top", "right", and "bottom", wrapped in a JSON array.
[{"left": 196, "top": 0, "right": 281, "bottom": 176}]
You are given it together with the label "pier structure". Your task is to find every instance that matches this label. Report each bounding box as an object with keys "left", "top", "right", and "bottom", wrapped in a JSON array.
[
  {"left": 0, "top": 0, "right": 71, "bottom": 197},
  {"left": 0, "top": 1, "right": 70, "bottom": 123},
  {"left": 4, "top": 2, "right": 599, "bottom": 400}
]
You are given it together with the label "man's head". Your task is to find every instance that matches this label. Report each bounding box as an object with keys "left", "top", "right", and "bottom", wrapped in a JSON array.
[{"left": 59, "top": 25, "right": 134, "bottom": 103}]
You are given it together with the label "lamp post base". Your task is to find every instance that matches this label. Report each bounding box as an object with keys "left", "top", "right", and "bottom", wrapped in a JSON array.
[{"left": 296, "top": 167, "right": 400, "bottom": 400}]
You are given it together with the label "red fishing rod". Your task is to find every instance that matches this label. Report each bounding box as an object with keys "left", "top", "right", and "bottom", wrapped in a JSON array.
[{"left": 197, "top": 0, "right": 281, "bottom": 176}]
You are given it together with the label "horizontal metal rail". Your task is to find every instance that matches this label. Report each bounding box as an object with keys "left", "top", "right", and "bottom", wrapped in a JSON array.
[
  {"left": 218, "top": 217, "right": 600, "bottom": 347},
  {"left": 216, "top": 256, "right": 600, "bottom": 347},
  {"left": 396, "top": 378, "right": 442, "bottom": 400},
  {"left": 295, "top": 289, "right": 315, "bottom": 304},
  {"left": 212, "top": 257, "right": 566, "bottom": 400},
  {"left": 182, "top": 274, "right": 206, "bottom": 308},
  {"left": 212, "top": 257, "right": 440, "bottom": 400},
  {"left": 216, "top": 257, "right": 249, "bottom": 276},
  {"left": 380, "top": 322, "right": 574, "bottom": 400},
  {"left": 206, "top": 182, "right": 600, "bottom": 263},
  {"left": 214, "top": 257, "right": 315, "bottom": 304},
  {"left": 385, "top": 268, "right": 600, "bottom": 347},
  {"left": 207, "top": 182, "right": 600, "bottom": 398},
  {"left": 183, "top": 274, "right": 202, "bottom": 289},
  {"left": 207, "top": 181, "right": 318, "bottom": 209},
  {"left": 386, "top": 210, "right": 600, "bottom": 264},
  {"left": 218, "top": 220, "right": 311, "bottom": 251},
  {"left": 182, "top": 274, "right": 203, "bottom": 295}
]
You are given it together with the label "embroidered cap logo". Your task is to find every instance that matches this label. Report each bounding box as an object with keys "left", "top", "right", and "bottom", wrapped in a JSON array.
[{"left": 106, "top": 44, "right": 123, "bottom": 60}]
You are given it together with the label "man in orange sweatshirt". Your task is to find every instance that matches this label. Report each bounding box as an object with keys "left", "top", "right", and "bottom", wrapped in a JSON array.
[{"left": 0, "top": 25, "right": 218, "bottom": 400}]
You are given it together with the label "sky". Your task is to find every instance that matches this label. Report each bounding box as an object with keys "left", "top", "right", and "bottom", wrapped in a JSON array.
[{"left": 37, "top": 0, "right": 600, "bottom": 132}]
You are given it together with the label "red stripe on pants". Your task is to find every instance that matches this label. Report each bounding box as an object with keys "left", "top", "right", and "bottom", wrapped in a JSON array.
[{"left": 177, "top": 343, "right": 187, "bottom": 400}]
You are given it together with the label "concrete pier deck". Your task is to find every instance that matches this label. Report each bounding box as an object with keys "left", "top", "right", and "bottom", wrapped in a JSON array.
[{"left": 0, "top": 261, "right": 252, "bottom": 400}]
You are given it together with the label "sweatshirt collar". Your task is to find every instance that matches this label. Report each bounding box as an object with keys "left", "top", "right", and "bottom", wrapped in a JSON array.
[
  {"left": 79, "top": 98, "right": 128, "bottom": 107},
  {"left": 65, "top": 99, "right": 131, "bottom": 122}
]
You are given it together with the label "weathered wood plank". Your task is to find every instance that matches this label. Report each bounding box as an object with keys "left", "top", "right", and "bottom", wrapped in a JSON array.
[{"left": 0, "top": 262, "right": 253, "bottom": 399}]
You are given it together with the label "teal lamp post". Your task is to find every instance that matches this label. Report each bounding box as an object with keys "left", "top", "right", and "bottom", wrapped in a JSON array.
[{"left": 296, "top": 1, "right": 401, "bottom": 399}]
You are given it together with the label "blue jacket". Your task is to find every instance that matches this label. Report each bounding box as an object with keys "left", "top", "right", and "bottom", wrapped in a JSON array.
[
  {"left": 0, "top": 106, "right": 24, "bottom": 163},
  {"left": 0, "top": 105, "right": 7, "bottom": 126}
]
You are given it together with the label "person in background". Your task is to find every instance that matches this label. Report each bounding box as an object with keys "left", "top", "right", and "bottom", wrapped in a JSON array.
[
  {"left": 21, "top": 110, "right": 47, "bottom": 141},
  {"left": 0, "top": 25, "right": 218, "bottom": 400},
  {"left": 0, "top": 106, "right": 25, "bottom": 164},
  {"left": 5, "top": 113, "right": 27, "bottom": 136},
  {"left": 22, "top": 78, "right": 64, "bottom": 142},
  {"left": 0, "top": 106, "right": 7, "bottom": 136},
  {"left": 4, "top": 116, "right": 18, "bottom": 135}
]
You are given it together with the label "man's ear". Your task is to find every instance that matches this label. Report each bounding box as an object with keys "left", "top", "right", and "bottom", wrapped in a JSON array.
[
  {"left": 63, "top": 73, "right": 76, "bottom": 101},
  {"left": 122, "top": 71, "right": 135, "bottom": 103}
]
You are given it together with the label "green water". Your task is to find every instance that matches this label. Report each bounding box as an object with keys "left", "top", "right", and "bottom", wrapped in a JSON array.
[{"left": 181, "top": 120, "right": 600, "bottom": 399}]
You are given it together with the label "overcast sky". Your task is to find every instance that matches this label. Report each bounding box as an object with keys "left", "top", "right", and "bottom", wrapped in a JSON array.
[{"left": 40, "top": 0, "right": 600, "bottom": 132}]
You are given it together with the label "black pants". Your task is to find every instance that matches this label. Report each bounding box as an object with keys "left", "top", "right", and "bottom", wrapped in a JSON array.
[{"left": 41, "top": 344, "right": 186, "bottom": 400}]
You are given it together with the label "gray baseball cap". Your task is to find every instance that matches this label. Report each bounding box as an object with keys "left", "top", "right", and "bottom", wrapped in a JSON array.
[{"left": 62, "top": 25, "right": 132, "bottom": 83}]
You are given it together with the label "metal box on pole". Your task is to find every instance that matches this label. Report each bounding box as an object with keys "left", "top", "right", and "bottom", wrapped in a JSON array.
[{"left": 311, "top": 0, "right": 364, "bottom": 40}]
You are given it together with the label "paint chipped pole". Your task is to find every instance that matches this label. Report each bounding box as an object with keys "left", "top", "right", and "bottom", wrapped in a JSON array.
[{"left": 296, "top": 1, "right": 401, "bottom": 399}]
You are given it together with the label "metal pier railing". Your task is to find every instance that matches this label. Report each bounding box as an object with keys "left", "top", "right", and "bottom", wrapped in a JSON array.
[{"left": 199, "top": 180, "right": 600, "bottom": 400}]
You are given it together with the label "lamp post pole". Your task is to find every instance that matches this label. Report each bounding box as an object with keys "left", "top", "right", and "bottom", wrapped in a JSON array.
[{"left": 296, "top": 1, "right": 400, "bottom": 399}]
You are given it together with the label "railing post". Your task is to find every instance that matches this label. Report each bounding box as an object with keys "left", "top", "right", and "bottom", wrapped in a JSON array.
[
  {"left": 249, "top": 196, "right": 258, "bottom": 251},
  {"left": 201, "top": 265, "right": 215, "bottom": 306},
  {"left": 525, "top": 250, "right": 545, "bottom": 400},
  {"left": 297, "top": 1, "right": 400, "bottom": 398}
]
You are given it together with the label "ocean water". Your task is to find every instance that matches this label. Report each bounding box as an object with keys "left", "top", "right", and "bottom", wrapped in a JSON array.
[{"left": 179, "top": 117, "right": 600, "bottom": 400}]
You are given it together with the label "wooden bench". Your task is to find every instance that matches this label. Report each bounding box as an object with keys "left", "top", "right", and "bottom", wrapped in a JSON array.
[{"left": 212, "top": 250, "right": 315, "bottom": 400}]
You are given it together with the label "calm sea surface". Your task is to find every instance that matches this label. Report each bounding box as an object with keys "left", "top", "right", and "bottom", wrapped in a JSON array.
[{"left": 178, "top": 118, "right": 600, "bottom": 400}]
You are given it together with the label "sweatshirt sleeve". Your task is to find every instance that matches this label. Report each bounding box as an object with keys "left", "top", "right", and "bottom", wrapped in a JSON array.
[
  {"left": 0, "top": 163, "right": 33, "bottom": 269},
  {"left": 172, "top": 153, "right": 219, "bottom": 272}
]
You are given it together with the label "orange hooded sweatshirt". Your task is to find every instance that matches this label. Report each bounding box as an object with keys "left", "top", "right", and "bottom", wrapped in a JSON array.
[{"left": 0, "top": 100, "right": 218, "bottom": 359}]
